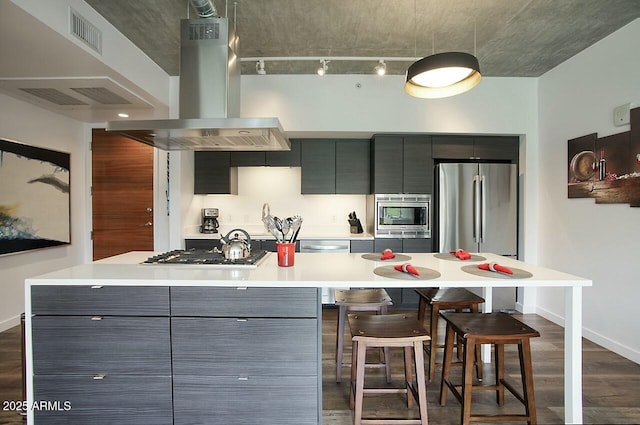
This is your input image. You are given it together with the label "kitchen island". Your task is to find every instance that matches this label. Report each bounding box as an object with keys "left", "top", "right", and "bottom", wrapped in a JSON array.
[{"left": 24, "top": 252, "right": 591, "bottom": 424}]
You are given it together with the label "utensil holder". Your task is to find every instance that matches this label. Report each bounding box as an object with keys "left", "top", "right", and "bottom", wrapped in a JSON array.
[{"left": 277, "top": 243, "right": 295, "bottom": 267}]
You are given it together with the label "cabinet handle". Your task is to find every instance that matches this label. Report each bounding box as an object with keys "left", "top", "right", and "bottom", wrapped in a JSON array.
[
  {"left": 236, "top": 318, "right": 248, "bottom": 322},
  {"left": 93, "top": 374, "right": 106, "bottom": 380},
  {"left": 91, "top": 285, "right": 103, "bottom": 289},
  {"left": 236, "top": 287, "right": 247, "bottom": 290},
  {"left": 91, "top": 316, "right": 103, "bottom": 321},
  {"left": 237, "top": 376, "right": 249, "bottom": 381}
]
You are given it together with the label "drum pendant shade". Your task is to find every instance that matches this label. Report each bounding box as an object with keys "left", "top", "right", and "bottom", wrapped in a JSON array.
[{"left": 404, "top": 52, "right": 482, "bottom": 99}]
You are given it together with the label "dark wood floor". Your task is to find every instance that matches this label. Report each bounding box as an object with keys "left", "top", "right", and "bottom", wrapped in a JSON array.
[{"left": 1, "top": 310, "right": 639, "bottom": 424}]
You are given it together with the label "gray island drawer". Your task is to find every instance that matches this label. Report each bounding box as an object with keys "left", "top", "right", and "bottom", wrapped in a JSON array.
[
  {"left": 173, "top": 375, "right": 318, "bottom": 425},
  {"left": 34, "top": 375, "right": 172, "bottom": 425},
  {"left": 32, "top": 316, "right": 171, "bottom": 375},
  {"left": 172, "top": 317, "right": 318, "bottom": 376},
  {"left": 171, "top": 287, "right": 318, "bottom": 317},
  {"left": 31, "top": 285, "right": 169, "bottom": 316}
]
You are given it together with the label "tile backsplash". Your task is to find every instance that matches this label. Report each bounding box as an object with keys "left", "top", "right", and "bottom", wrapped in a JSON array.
[{"left": 187, "top": 167, "right": 368, "bottom": 234}]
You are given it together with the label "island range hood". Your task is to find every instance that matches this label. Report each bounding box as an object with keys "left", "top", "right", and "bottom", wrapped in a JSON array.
[{"left": 107, "top": 8, "right": 289, "bottom": 151}]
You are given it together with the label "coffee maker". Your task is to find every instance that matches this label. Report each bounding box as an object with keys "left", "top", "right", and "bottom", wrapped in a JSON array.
[{"left": 200, "top": 208, "right": 219, "bottom": 234}]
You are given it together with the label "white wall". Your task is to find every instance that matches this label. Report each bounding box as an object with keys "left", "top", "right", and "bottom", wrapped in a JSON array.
[
  {"left": 0, "top": 93, "right": 89, "bottom": 331},
  {"left": 537, "top": 19, "right": 640, "bottom": 363},
  {"left": 187, "top": 167, "right": 368, "bottom": 237}
]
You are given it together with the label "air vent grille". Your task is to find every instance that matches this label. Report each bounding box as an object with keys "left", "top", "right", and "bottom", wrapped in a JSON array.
[
  {"left": 70, "top": 8, "right": 102, "bottom": 54},
  {"left": 188, "top": 22, "right": 220, "bottom": 41},
  {"left": 70, "top": 87, "right": 130, "bottom": 105},
  {"left": 19, "top": 88, "right": 88, "bottom": 106}
]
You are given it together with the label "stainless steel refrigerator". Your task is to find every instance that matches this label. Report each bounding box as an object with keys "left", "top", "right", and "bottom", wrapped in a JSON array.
[{"left": 436, "top": 162, "right": 518, "bottom": 310}]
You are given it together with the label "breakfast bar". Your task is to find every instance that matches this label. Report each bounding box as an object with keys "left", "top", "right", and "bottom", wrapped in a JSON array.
[{"left": 24, "top": 252, "right": 591, "bottom": 424}]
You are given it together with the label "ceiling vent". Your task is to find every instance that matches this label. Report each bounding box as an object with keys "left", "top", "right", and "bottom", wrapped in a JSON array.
[
  {"left": 19, "top": 88, "right": 87, "bottom": 106},
  {"left": 70, "top": 8, "right": 102, "bottom": 54},
  {"left": 188, "top": 21, "right": 220, "bottom": 41}
]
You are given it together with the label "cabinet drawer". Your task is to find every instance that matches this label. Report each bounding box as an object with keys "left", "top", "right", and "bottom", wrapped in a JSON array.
[
  {"left": 31, "top": 285, "right": 169, "bottom": 316},
  {"left": 172, "top": 317, "right": 318, "bottom": 376},
  {"left": 173, "top": 375, "right": 318, "bottom": 425},
  {"left": 171, "top": 287, "right": 318, "bottom": 317},
  {"left": 33, "top": 316, "right": 171, "bottom": 375},
  {"left": 34, "top": 375, "right": 172, "bottom": 425}
]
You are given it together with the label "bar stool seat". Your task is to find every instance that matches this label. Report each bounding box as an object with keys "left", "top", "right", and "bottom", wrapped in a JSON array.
[
  {"left": 439, "top": 312, "right": 540, "bottom": 425},
  {"left": 415, "top": 287, "right": 485, "bottom": 382},
  {"left": 348, "top": 313, "right": 430, "bottom": 425},
  {"left": 334, "top": 288, "right": 393, "bottom": 383}
]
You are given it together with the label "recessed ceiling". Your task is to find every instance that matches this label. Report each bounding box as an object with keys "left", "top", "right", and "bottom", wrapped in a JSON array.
[{"left": 84, "top": 0, "right": 640, "bottom": 77}]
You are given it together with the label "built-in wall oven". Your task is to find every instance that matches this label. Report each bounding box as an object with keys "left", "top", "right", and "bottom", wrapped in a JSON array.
[{"left": 373, "top": 194, "right": 431, "bottom": 238}]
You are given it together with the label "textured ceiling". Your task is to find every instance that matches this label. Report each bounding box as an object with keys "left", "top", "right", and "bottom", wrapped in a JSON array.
[{"left": 84, "top": 0, "right": 640, "bottom": 77}]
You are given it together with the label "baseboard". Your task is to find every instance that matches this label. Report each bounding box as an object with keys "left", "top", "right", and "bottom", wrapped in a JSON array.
[
  {"left": 515, "top": 301, "right": 536, "bottom": 314},
  {"left": 0, "top": 314, "right": 21, "bottom": 333},
  {"left": 536, "top": 306, "right": 640, "bottom": 365}
]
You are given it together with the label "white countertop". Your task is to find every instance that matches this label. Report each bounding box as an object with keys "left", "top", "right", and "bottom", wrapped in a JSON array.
[{"left": 25, "top": 252, "right": 591, "bottom": 289}]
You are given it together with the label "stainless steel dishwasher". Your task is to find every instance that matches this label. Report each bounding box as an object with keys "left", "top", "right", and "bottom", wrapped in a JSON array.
[{"left": 299, "top": 239, "right": 350, "bottom": 304}]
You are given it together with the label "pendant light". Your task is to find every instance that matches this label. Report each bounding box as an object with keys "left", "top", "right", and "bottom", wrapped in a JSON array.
[{"left": 404, "top": 1, "right": 481, "bottom": 98}]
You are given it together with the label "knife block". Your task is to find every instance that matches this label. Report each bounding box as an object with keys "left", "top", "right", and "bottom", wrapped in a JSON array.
[{"left": 349, "top": 219, "right": 363, "bottom": 234}]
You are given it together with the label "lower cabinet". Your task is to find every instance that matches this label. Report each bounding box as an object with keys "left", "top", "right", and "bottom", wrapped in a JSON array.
[
  {"left": 373, "top": 238, "right": 432, "bottom": 308},
  {"left": 173, "top": 375, "right": 318, "bottom": 425},
  {"left": 30, "top": 285, "right": 321, "bottom": 424},
  {"left": 33, "top": 375, "right": 172, "bottom": 425}
]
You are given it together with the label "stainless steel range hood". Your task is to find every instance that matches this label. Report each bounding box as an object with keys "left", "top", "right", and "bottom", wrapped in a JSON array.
[{"left": 107, "top": 12, "right": 289, "bottom": 151}]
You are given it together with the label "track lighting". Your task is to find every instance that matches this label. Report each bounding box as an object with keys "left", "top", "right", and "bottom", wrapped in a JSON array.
[
  {"left": 374, "top": 59, "right": 387, "bottom": 76},
  {"left": 317, "top": 59, "right": 328, "bottom": 76},
  {"left": 256, "top": 59, "right": 266, "bottom": 75}
]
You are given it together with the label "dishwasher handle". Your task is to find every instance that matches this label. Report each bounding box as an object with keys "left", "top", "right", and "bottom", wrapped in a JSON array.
[{"left": 299, "top": 240, "right": 350, "bottom": 253}]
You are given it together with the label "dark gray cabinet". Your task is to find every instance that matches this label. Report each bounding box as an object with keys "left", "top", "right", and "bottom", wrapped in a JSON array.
[
  {"left": 31, "top": 285, "right": 321, "bottom": 425},
  {"left": 301, "top": 139, "right": 336, "bottom": 194},
  {"left": 31, "top": 286, "right": 172, "bottom": 424},
  {"left": 350, "top": 239, "right": 374, "bottom": 253},
  {"left": 173, "top": 375, "right": 318, "bottom": 425},
  {"left": 301, "top": 139, "right": 370, "bottom": 194},
  {"left": 266, "top": 139, "right": 301, "bottom": 166},
  {"left": 432, "top": 135, "right": 519, "bottom": 161},
  {"left": 34, "top": 375, "right": 173, "bottom": 425},
  {"left": 170, "top": 287, "right": 321, "bottom": 425},
  {"left": 371, "top": 135, "right": 432, "bottom": 194},
  {"left": 194, "top": 151, "right": 238, "bottom": 194},
  {"left": 230, "top": 151, "right": 266, "bottom": 166},
  {"left": 336, "top": 139, "right": 370, "bottom": 194}
]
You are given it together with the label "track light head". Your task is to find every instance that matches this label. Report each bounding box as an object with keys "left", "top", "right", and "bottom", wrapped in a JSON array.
[
  {"left": 256, "top": 59, "right": 266, "bottom": 75},
  {"left": 317, "top": 59, "right": 328, "bottom": 76},
  {"left": 375, "top": 59, "right": 387, "bottom": 76}
]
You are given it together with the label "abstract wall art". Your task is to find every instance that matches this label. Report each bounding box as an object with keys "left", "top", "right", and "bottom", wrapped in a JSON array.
[{"left": 0, "top": 138, "right": 70, "bottom": 255}]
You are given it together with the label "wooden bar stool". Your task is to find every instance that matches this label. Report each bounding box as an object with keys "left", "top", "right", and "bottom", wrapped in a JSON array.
[
  {"left": 439, "top": 312, "right": 540, "bottom": 425},
  {"left": 334, "top": 289, "right": 393, "bottom": 383},
  {"left": 415, "top": 287, "right": 485, "bottom": 382},
  {"left": 348, "top": 313, "right": 430, "bottom": 425}
]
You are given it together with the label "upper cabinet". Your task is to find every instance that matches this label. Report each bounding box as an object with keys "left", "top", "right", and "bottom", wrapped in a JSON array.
[
  {"left": 194, "top": 152, "right": 238, "bottom": 195},
  {"left": 266, "top": 139, "right": 301, "bottom": 166},
  {"left": 371, "top": 135, "right": 432, "bottom": 194},
  {"left": 301, "top": 139, "right": 370, "bottom": 194},
  {"left": 432, "top": 135, "right": 519, "bottom": 161}
]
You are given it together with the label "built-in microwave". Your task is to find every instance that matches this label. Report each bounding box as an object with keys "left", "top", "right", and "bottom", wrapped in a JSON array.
[{"left": 373, "top": 194, "right": 431, "bottom": 238}]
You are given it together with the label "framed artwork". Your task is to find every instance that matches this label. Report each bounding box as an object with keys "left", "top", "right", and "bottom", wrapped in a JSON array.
[
  {"left": 567, "top": 107, "right": 640, "bottom": 207},
  {"left": 0, "top": 138, "right": 71, "bottom": 255}
]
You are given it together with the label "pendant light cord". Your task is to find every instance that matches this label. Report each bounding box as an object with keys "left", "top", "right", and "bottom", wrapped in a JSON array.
[{"left": 413, "top": 0, "right": 417, "bottom": 60}]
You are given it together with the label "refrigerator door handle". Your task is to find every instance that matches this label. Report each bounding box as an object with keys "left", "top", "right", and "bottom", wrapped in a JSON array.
[
  {"left": 473, "top": 175, "right": 481, "bottom": 243},
  {"left": 480, "top": 175, "right": 486, "bottom": 243}
]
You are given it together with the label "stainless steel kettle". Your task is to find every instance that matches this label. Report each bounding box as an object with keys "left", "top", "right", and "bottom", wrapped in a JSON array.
[{"left": 220, "top": 228, "right": 252, "bottom": 260}]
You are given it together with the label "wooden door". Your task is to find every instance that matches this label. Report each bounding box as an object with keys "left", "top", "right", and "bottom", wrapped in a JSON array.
[{"left": 92, "top": 129, "right": 153, "bottom": 260}]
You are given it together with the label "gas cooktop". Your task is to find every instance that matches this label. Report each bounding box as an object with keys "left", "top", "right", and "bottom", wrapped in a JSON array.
[{"left": 142, "top": 249, "right": 269, "bottom": 267}]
